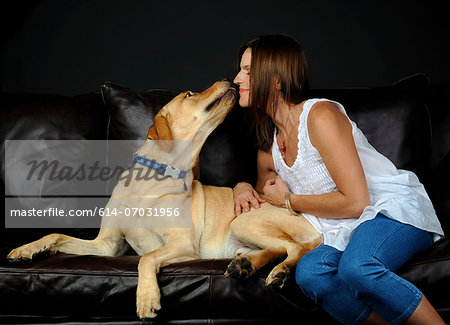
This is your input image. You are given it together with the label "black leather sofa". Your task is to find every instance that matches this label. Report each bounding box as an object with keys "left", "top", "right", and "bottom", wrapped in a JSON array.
[{"left": 1, "top": 73, "right": 449, "bottom": 324}]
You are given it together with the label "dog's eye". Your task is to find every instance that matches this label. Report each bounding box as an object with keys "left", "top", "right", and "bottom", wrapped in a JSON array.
[{"left": 185, "top": 92, "right": 194, "bottom": 98}]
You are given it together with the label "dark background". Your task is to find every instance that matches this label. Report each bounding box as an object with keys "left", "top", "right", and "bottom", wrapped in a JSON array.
[{"left": 1, "top": 0, "right": 449, "bottom": 96}]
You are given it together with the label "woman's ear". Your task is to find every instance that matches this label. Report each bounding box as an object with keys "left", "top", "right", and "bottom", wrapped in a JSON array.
[{"left": 275, "top": 77, "right": 282, "bottom": 91}]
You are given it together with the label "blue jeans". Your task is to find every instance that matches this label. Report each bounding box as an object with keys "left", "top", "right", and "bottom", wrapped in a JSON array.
[{"left": 295, "top": 213, "right": 433, "bottom": 325}]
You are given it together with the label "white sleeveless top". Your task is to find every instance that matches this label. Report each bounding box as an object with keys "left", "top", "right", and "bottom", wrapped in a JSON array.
[{"left": 272, "top": 98, "right": 444, "bottom": 251}]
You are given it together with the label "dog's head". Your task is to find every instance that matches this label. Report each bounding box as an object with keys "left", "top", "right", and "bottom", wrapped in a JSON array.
[{"left": 146, "top": 80, "right": 237, "bottom": 152}]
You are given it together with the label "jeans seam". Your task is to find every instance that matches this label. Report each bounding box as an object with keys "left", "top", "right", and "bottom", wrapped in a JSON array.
[
  {"left": 320, "top": 248, "right": 341, "bottom": 271},
  {"left": 388, "top": 291, "right": 422, "bottom": 325},
  {"left": 352, "top": 305, "right": 372, "bottom": 325},
  {"left": 372, "top": 261, "right": 422, "bottom": 324},
  {"left": 372, "top": 218, "right": 402, "bottom": 259}
]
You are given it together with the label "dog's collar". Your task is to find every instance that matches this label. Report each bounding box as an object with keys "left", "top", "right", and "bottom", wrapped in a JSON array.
[{"left": 133, "top": 154, "right": 188, "bottom": 191}]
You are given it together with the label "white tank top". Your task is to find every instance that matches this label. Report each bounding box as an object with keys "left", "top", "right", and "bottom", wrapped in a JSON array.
[{"left": 272, "top": 98, "right": 444, "bottom": 251}]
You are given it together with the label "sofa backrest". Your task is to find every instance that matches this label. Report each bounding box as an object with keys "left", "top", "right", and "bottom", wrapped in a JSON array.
[
  {"left": 1, "top": 73, "right": 448, "bottom": 245},
  {"left": 0, "top": 92, "right": 110, "bottom": 245}
]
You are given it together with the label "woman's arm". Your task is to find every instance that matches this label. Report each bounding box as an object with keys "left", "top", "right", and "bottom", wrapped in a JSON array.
[
  {"left": 263, "top": 101, "right": 370, "bottom": 219},
  {"left": 233, "top": 149, "right": 277, "bottom": 216},
  {"left": 255, "top": 149, "right": 278, "bottom": 194}
]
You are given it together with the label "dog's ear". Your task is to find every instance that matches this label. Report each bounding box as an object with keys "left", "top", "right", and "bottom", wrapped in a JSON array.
[
  {"left": 192, "top": 156, "right": 200, "bottom": 180},
  {"left": 147, "top": 114, "right": 173, "bottom": 140},
  {"left": 147, "top": 124, "right": 158, "bottom": 140},
  {"left": 147, "top": 114, "right": 174, "bottom": 152}
]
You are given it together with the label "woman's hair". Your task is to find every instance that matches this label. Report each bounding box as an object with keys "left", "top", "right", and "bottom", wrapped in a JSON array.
[{"left": 238, "top": 34, "right": 310, "bottom": 152}]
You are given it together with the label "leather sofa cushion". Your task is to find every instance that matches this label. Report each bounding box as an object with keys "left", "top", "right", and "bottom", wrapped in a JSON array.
[
  {"left": 0, "top": 253, "right": 319, "bottom": 322},
  {"left": 429, "top": 153, "right": 450, "bottom": 234},
  {"left": 427, "top": 84, "right": 450, "bottom": 170},
  {"left": 1, "top": 239, "right": 449, "bottom": 322},
  {"left": 101, "top": 82, "right": 178, "bottom": 140}
]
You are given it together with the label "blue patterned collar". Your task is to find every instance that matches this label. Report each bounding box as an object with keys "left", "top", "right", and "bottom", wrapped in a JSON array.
[{"left": 133, "top": 154, "right": 188, "bottom": 191}]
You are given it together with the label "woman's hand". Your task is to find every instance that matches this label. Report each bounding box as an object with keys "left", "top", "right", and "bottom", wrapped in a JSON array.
[
  {"left": 263, "top": 176, "right": 290, "bottom": 207},
  {"left": 233, "top": 182, "right": 266, "bottom": 216}
]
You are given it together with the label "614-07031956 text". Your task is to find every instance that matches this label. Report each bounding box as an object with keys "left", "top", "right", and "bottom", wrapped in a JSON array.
[{"left": 8, "top": 207, "right": 181, "bottom": 218}]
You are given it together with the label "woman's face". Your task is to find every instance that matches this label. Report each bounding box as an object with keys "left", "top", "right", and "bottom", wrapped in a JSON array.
[{"left": 233, "top": 47, "right": 251, "bottom": 107}]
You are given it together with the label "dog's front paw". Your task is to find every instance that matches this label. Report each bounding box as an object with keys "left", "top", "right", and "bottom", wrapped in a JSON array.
[
  {"left": 265, "top": 265, "right": 290, "bottom": 290},
  {"left": 7, "top": 245, "right": 37, "bottom": 262},
  {"left": 136, "top": 284, "right": 161, "bottom": 319},
  {"left": 224, "top": 255, "right": 254, "bottom": 279}
]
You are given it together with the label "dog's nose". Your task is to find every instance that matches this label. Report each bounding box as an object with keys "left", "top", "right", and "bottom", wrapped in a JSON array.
[{"left": 222, "top": 77, "right": 231, "bottom": 82}]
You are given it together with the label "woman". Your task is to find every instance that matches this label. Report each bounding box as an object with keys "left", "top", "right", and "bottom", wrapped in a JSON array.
[{"left": 232, "top": 34, "right": 445, "bottom": 325}]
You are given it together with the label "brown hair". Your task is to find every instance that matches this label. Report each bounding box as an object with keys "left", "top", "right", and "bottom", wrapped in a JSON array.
[{"left": 238, "top": 34, "right": 310, "bottom": 151}]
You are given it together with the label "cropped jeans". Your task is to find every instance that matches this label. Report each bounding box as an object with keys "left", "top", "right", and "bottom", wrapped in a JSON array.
[{"left": 295, "top": 213, "right": 433, "bottom": 325}]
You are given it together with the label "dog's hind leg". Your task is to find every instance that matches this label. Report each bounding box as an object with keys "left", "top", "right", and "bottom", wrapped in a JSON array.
[
  {"left": 264, "top": 240, "right": 319, "bottom": 289},
  {"left": 225, "top": 246, "right": 287, "bottom": 279},
  {"left": 226, "top": 234, "right": 318, "bottom": 289},
  {"left": 7, "top": 228, "right": 126, "bottom": 261},
  {"left": 227, "top": 213, "right": 321, "bottom": 289}
]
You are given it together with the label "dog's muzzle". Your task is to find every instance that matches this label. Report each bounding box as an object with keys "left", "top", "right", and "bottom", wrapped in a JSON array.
[{"left": 205, "top": 87, "right": 237, "bottom": 112}]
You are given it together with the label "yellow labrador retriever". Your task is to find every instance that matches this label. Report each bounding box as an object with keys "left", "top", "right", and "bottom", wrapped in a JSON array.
[{"left": 8, "top": 80, "right": 321, "bottom": 319}]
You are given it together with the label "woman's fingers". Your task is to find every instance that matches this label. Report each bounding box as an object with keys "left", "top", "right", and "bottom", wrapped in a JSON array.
[
  {"left": 233, "top": 185, "right": 265, "bottom": 216},
  {"left": 248, "top": 197, "right": 260, "bottom": 210},
  {"left": 241, "top": 200, "right": 251, "bottom": 213},
  {"left": 253, "top": 189, "right": 266, "bottom": 203},
  {"left": 235, "top": 203, "right": 242, "bottom": 216}
]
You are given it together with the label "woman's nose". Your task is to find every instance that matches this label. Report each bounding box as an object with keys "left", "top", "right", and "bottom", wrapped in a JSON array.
[{"left": 233, "top": 73, "right": 241, "bottom": 85}]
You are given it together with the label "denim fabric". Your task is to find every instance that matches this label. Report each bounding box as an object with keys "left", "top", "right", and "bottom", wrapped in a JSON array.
[{"left": 295, "top": 213, "right": 433, "bottom": 325}]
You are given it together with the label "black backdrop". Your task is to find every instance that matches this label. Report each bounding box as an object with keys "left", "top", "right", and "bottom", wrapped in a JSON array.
[{"left": 1, "top": 0, "right": 449, "bottom": 95}]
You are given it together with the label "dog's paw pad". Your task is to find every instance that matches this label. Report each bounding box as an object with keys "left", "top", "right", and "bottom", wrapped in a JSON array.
[
  {"left": 224, "top": 256, "right": 254, "bottom": 279},
  {"left": 266, "top": 268, "right": 290, "bottom": 290}
]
